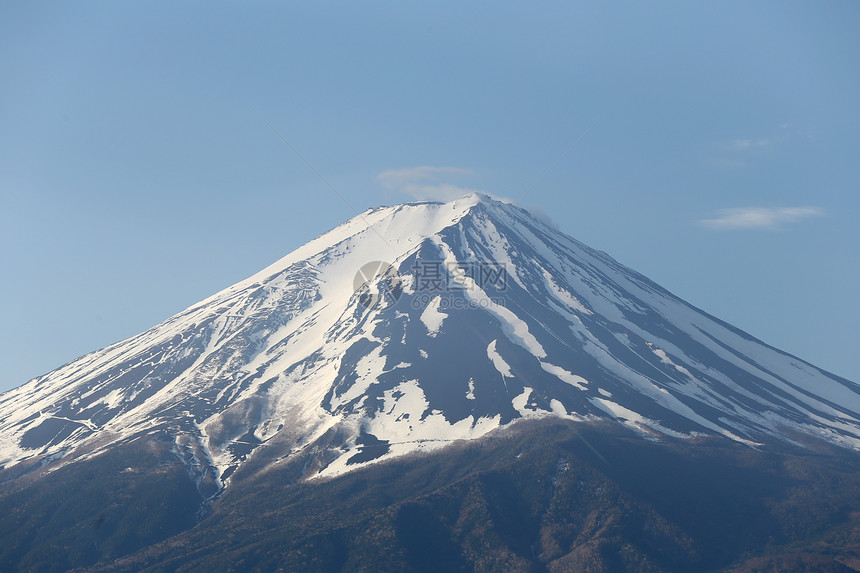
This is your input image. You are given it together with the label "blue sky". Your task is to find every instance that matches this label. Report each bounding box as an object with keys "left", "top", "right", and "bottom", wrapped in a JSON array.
[{"left": 1, "top": 2, "right": 858, "bottom": 393}]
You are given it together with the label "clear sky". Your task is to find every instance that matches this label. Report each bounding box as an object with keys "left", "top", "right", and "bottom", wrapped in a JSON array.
[{"left": 1, "top": 2, "right": 858, "bottom": 393}]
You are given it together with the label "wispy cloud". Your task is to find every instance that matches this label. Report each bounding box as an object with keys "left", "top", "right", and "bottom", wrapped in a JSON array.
[
  {"left": 377, "top": 166, "right": 472, "bottom": 187},
  {"left": 376, "top": 166, "right": 482, "bottom": 201},
  {"left": 700, "top": 207, "right": 824, "bottom": 230},
  {"left": 713, "top": 126, "right": 791, "bottom": 159},
  {"left": 726, "top": 137, "right": 772, "bottom": 151}
]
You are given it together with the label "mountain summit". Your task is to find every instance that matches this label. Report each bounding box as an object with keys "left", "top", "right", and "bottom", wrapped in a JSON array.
[{"left": 2, "top": 193, "right": 859, "bottom": 489}]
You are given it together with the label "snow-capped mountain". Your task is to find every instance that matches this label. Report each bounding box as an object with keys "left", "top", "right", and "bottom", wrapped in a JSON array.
[{"left": 2, "top": 193, "right": 859, "bottom": 489}]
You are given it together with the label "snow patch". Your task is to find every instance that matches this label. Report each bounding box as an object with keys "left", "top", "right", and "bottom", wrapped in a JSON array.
[
  {"left": 466, "top": 378, "right": 476, "bottom": 400},
  {"left": 550, "top": 399, "right": 567, "bottom": 416},
  {"left": 541, "top": 362, "right": 588, "bottom": 390},
  {"left": 649, "top": 343, "right": 693, "bottom": 378},
  {"left": 512, "top": 387, "right": 534, "bottom": 416},
  {"left": 419, "top": 295, "right": 447, "bottom": 336},
  {"left": 487, "top": 340, "right": 513, "bottom": 378}
]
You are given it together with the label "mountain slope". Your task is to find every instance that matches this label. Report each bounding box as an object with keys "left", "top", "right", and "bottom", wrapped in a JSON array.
[
  {"left": 1, "top": 193, "right": 859, "bottom": 493},
  {"left": 71, "top": 421, "right": 860, "bottom": 573}
]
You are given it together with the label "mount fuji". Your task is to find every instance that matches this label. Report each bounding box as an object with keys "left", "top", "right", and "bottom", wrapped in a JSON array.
[
  {"left": 3, "top": 193, "right": 860, "bottom": 481},
  {"left": 2, "top": 193, "right": 860, "bottom": 571}
]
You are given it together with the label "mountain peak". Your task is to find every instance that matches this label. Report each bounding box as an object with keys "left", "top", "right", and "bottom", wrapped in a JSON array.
[{"left": 1, "top": 193, "right": 858, "bottom": 487}]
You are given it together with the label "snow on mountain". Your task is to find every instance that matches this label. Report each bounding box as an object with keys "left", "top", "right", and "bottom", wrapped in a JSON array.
[{"left": 1, "top": 193, "right": 859, "bottom": 489}]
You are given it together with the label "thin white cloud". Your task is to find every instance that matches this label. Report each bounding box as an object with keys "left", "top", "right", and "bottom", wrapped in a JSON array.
[
  {"left": 727, "top": 137, "right": 771, "bottom": 151},
  {"left": 700, "top": 207, "right": 824, "bottom": 230},
  {"left": 716, "top": 126, "right": 791, "bottom": 156},
  {"left": 376, "top": 165, "right": 481, "bottom": 201},
  {"left": 720, "top": 123, "right": 792, "bottom": 153},
  {"left": 704, "top": 157, "right": 748, "bottom": 169},
  {"left": 377, "top": 166, "right": 473, "bottom": 188}
]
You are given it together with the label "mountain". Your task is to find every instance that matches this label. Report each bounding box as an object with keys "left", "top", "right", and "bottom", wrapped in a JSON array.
[{"left": 2, "top": 193, "right": 860, "bottom": 572}]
